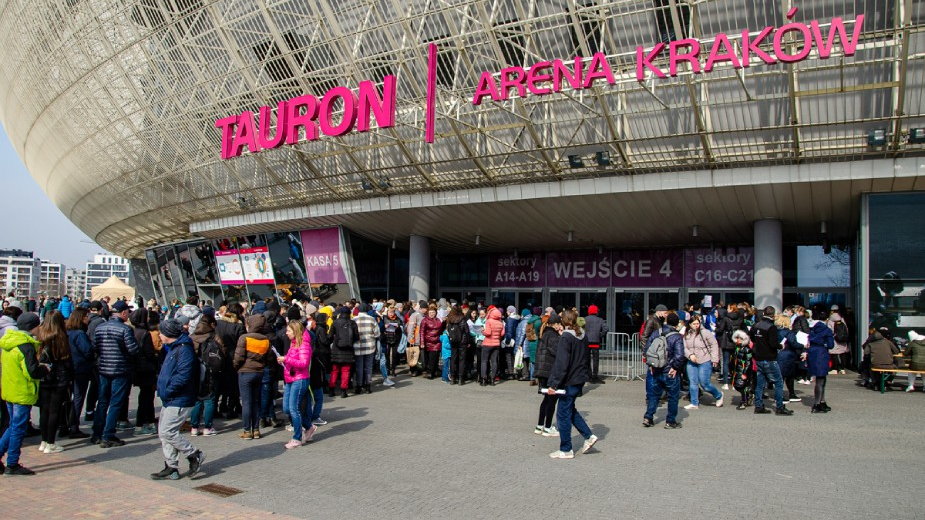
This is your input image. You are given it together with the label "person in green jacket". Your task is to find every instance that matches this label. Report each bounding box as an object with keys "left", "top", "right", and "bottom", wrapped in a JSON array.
[
  {"left": 0, "top": 312, "right": 49, "bottom": 475},
  {"left": 905, "top": 331, "right": 925, "bottom": 392}
]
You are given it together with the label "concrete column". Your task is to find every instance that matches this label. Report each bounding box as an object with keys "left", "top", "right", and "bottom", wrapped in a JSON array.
[
  {"left": 408, "top": 235, "right": 430, "bottom": 303},
  {"left": 754, "top": 219, "right": 783, "bottom": 312}
]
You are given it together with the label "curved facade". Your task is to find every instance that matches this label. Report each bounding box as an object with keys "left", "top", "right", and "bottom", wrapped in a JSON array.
[{"left": 0, "top": 1, "right": 923, "bottom": 258}]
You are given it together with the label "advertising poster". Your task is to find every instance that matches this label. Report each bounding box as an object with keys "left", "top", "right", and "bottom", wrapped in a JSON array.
[
  {"left": 240, "top": 246, "right": 275, "bottom": 284},
  {"left": 300, "top": 227, "right": 348, "bottom": 284},
  {"left": 215, "top": 249, "right": 244, "bottom": 285}
]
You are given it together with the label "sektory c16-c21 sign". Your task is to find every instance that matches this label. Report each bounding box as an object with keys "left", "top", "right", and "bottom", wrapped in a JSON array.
[{"left": 216, "top": 9, "right": 863, "bottom": 157}]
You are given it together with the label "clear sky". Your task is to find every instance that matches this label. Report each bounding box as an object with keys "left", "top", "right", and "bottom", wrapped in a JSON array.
[{"left": 1, "top": 122, "right": 106, "bottom": 267}]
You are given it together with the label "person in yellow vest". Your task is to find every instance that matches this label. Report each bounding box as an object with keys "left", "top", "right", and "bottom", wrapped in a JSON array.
[{"left": 0, "top": 313, "right": 50, "bottom": 475}]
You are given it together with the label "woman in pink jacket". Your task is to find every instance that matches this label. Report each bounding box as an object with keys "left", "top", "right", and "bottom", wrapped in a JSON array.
[
  {"left": 280, "top": 320, "right": 315, "bottom": 449},
  {"left": 480, "top": 307, "right": 505, "bottom": 386}
]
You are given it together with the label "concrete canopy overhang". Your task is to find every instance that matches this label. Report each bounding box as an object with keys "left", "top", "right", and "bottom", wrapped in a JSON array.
[{"left": 189, "top": 158, "right": 925, "bottom": 253}]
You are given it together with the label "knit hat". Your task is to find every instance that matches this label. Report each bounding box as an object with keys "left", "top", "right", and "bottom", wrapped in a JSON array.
[
  {"left": 201, "top": 306, "right": 216, "bottom": 318},
  {"left": 588, "top": 304, "right": 599, "bottom": 315},
  {"left": 159, "top": 319, "right": 184, "bottom": 339},
  {"left": 286, "top": 306, "right": 302, "bottom": 321},
  {"left": 909, "top": 330, "right": 925, "bottom": 342},
  {"left": 654, "top": 304, "right": 668, "bottom": 312},
  {"left": 304, "top": 303, "right": 318, "bottom": 316},
  {"left": 175, "top": 315, "right": 191, "bottom": 328},
  {"left": 15, "top": 312, "right": 40, "bottom": 332},
  {"left": 521, "top": 308, "right": 531, "bottom": 317},
  {"left": 506, "top": 305, "right": 516, "bottom": 315}
]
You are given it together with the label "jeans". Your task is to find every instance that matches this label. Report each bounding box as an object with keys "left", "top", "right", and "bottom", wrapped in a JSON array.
[
  {"left": 190, "top": 394, "right": 216, "bottom": 428},
  {"left": 755, "top": 360, "right": 784, "bottom": 409},
  {"left": 0, "top": 403, "right": 31, "bottom": 465},
  {"left": 282, "top": 379, "right": 309, "bottom": 441},
  {"left": 71, "top": 373, "right": 91, "bottom": 432},
  {"left": 259, "top": 366, "right": 276, "bottom": 419},
  {"left": 378, "top": 342, "right": 389, "bottom": 379},
  {"left": 355, "top": 353, "right": 374, "bottom": 386},
  {"left": 556, "top": 384, "right": 593, "bottom": 452},
  {"left": 686, "top": 361, "right": 723, "bottom": 406},
  {"left": 722, "top": 350, "right": 732, "bottom": 384},
  {"left": 645, "top": 369, "right": 681, "bottom": 424},
  {"left": 309, "top": 386, "right": 325, "bottom": 421},
  {"left": 238, "top": 372, "right": 262, "bottom": 431},
  {"left": 441, "top": 356, "right": 451, "bottom": 381},
  {"left": 93, "top": 374, "right": 130, "bottom": 440},
  {"left": 158, "top": 406, "right": 196, "bottom": 469},
  {"left": 39, "top": 386, "right": 69, "bottom": 444},
  {"left": 480, "top": 347, "right": 499, "bottom": 380}
]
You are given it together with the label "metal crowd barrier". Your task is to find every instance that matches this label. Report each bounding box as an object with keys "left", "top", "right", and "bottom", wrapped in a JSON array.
[{"left": 599, "top": 332, "right": 643, "bottom": 381}]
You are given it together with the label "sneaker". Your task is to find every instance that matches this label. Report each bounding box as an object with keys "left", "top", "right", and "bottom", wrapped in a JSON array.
[
  {"left": 43, "top": 444, "right": 64, "bottom": 454},
  {"left": 138, "top": 424, "right": 157, "bottom": 435},
  {"left": 754, "top": 406, "right": 771, "bottom": 415},
  {"left": 100, "top": 437, "right": 126, "bottom": 448},
  {"left": 684, "top": 404, "right": 699, "bottom": 410},
  {"left": 201, "top": 428, "right": 217, "bottom": 436},
  {"left": 115, "top": 421, "right": 134, "bottom": 432},
  {"left": 906, "top": 386, "right": 915, "bottom": 393},
  {"left": 819, "top": 402, "right": 832, "bottom": 412},
  {"left": 775, "top": 406, "right": 794, "bottom": 416},
  {"left": 549, "top": 450, "right": 574, "bottom": 459},
  {"left": 285, "top": 424, "right": 294, "bottom": 432},
  {"left": 642, "top": 417, "right": 654, "bottom": 427},
  {"left": 252, "top": 430, "right": 261, "bottom": 439},
  {"left": 187, "top": 450, "right": 204, "bottom": 477},
  {"left": 664, "top": 422, "right": 683, "bottom": 429},
  {"left": 736, "top": 402, "right": 746, "bottom": 410},
  {"left": 285, "top": 439, "right": 301, "bottom": 450},
  {"left": 839, "top": 370, "right": 846, "bottom": 374},
  {"left": 542, "top": 426, "right": 559, "bottom": 437},
  {"left": 239, "top": 430, "right": 253, "bottom": 440},
  {"left": 150, "top": 463, "right": 180, "bottom": 480},
  {"left": 89, "top": 436, "right": 101, "bottom": 445},
  {"left": 580, "top": 435, "right": 598, "bottom": 454},
  {"left": 190, "top": 428, "right": 200, "bottom": 436},
  {"left": 312, "top": 418, "right": 328, "bottom": 426},
  {"left": 534, "top": 426, "right": 544, "bottom": 435},
  {"left": 6, "top": 464, "right": 36, "bottom": 476},
  {"left": 721, "top": 384, "right": 729, "bottom": 390},
  {"left": 383, "top": 378, "right": 395, "bottom": 387},
  {"left": 788, "top": 395, "right": 801, "bottom": 402},
  {"left": 38, "top": 441, "right": 47, "bottom": 452},
  {"left": 303, "top": 424, "right": 318, "bottom": 443},
  {"left": 716, "top": 392, "right": 724, "bottom": 407},
  {"left": 828, "top": 370, "right": 837, "bottom": 375}
]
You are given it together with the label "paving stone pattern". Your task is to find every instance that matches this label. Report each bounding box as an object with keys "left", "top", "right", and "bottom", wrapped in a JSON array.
[{"left": 1, "top": 373, "right": 923, "bottom": 519}]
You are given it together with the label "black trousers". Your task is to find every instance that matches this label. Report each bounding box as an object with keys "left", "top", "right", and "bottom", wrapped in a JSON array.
[
  {"left": 40, "top": 386, "right": 69, "bottom": 444},
  {"left": 451, "top": 346, "right": 467, "bottom": 381},
  {"left": 481, "top": 347, "right": 499, "bottom": 380},
  {"left": 590, "top": 349, "right": 601, "bottom": 378},
  {"left": 135, "top": 373, "right": 157, "bottom": 426},
  {"left": 424, "top": 350, "right": 440, "bottom": 378},
  {"left": 386, "top": 342, "right": 400, "bottom": 375},
  {"left": 501, "top": 346, "right": 514, "bottom": 376}
]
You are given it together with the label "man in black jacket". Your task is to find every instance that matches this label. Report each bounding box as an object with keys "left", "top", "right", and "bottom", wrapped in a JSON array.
[
  {"left": 91, "top": 300, "right": 140, "bottom": 447},
  {"left": 749, "top": 306, "right": 793, "bottom": 416},
  {"left": 643, "top": 313, "right": 685, "bottom": 429}
]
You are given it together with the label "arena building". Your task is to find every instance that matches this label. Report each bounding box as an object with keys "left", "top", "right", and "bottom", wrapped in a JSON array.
[{"left": 1, "top": 1, "right": 924, "bottom": 351}]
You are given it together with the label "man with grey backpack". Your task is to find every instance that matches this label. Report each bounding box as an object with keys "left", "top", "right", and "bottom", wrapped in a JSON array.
[{"left": 642, "top": 313, "right": 685, "bottom": 429}]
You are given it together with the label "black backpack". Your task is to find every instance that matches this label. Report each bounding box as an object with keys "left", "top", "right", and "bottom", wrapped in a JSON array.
[
  {"left": 334, "top": 319, "right": 358, "bottom": 348},
  {"left": 200, "top": 336, "right": 224, "bottom": 374},
  {"left": 446, "top": 321, "right": 465, "bottom": 347},
  {"left": 834, "top": 322, "right": 849, "bottom": 343}
]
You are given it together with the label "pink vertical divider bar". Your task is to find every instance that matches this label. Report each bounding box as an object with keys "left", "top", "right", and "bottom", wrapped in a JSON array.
[{"left": 425, "top": 43, "right": 438, "bottom": 143}]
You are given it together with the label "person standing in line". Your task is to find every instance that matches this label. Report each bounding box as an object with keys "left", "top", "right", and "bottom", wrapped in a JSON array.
[
  {"left": 150, "top": 319, "right": 204, "bottom": 480},
  {"left": 0, "top": 312, "right": 49, "bottom": 475},
  {"left": 502, "top": 306, "right": 521, "bottom": 380},
  {"left": 189, "top": 314, "right": 223, "bottom": 436},
  {"left": 642, "top": 313, "right": 685, "bottom": 429},
  {"left": 749, "top": 306, "right": 794, "bottom": 416},
  {"left": 774, "top": 314, "right": 802, "bottom": 404},
  {"left": 404, "top": 301, "right": 425, "bottom": 377},
  {"left": 534, "top": 313, "right": 561, "bottom": 437},
  {"left": 805, "top": 312, "right": 835, "bottom": 413},
  {"left": 731, "top": 330, "right": 755, "bottom": 410},
  {"left": 682, "top": 314, "right": 723, "bottom": 410},
  {"left": 419, "top": 305, "right": 444, "bottom": 380},
  {"left": 546, "top": 310, "right": 598, "bottom": 459},
  {"left": 279, "top": 320, "right": 315, "bottom": 449},
  {"left": 233, "top": 315, "right": 270, "bottom": 439},
  {"left": 83, "top": 301, "right": 106, "bottom": 424},
  {"left": 468, "top": 308, "right": 485, "bottom": 382},
  {"left": 329, "top": 307, "right": 358, "bottom": 398},
  {"left": 128, "top": 308, "right": 159, "bottom": 435},
  {"left": 826, "top": 310, "right": 850, "bottom": 375},
  {"left": 381, "top": 307, "right": 403, "bottom": 384},
  {"left": 444, "top": 307, "right": 470, "bottom": 385},
  {"left": 36, "top": 312, "right": 74, "bottom": 453},
  {"left": 480, "top": 308, "right": 504, "bottom": 386},
  {"left": 65, "top": 308, "right": 94, "bottom": 439},
  {"left": 308, "top": 310, "right": 329, "bottom": 425},
  {"left": 352, "top": 304, "right": 380, "bottom": 394},
  {"left": 215, "top": 303, "right": 245, "bottom": 420},
  {"left": 583, "top": 305, "right": 608, "bottom": 384},
  {"left": 91, "top": 300, "right": 139, "bottom": 448}
]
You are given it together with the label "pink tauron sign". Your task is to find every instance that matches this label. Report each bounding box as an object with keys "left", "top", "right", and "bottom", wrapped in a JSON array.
[{"left": 215, "top": 76, "right": 397, "bottom": 159}]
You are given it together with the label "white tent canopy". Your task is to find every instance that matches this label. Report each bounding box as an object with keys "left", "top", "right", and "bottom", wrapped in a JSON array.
[{"left": 90, "top": 276, "right": 135, "bottom": 302}]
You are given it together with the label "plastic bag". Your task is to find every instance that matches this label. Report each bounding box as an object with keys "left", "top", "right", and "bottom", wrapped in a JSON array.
[
  {"left": 398, "top": 334, "right": 408, "bottom": 354},
  {"left": 514, "top": 347, "right": 525, "bottom": 370}
]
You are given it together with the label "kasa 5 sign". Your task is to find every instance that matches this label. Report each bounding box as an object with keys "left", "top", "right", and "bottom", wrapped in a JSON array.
[{"left": 215, "top": 10, "right": 863, "bottom": 157}]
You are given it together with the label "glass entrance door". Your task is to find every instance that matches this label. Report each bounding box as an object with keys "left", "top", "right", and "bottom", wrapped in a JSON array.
[
  {"left": 549, "top": 290, "right": 578, "bottom": 312},
  {"left": 614, "top": 292, "right": 645, "bottom": 335}
]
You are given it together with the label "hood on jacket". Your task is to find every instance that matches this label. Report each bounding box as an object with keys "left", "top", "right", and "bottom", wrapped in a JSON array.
[
  {"left": 563, "top": 329, "right": 586, "bottom": 340},
  {"left": 488, "top": 308, "right": 503, "bottom": 321},
  {"left": 245, "top": 314, "right": 267, "bottom": 333},
  {"left": 0, "top": 315, "right": 16, "bottom": 334},
  {"left": 129, "top": 308, "right": 148, "bottom": 328},
  {"left": 810, "top": 320, "right": 830, "bottom": 334},
  {"left": 0, "top": 329, "right": 39, "bottom": 351},
  {"left": 726, "top": 310, "right": 741, "bottom": 321},
  {"left": 179, "top": 304, "right": 201, "bottom": 320},
  {"left": 191, "top": 319, "right": 216, "bottom": 344},
  {"left": 909, "top": 330, "right": 925, "bottom": 342}
]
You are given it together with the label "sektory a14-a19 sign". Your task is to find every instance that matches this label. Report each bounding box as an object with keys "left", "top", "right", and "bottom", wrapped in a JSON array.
[{"left": 216, "top": 9, "right": 864, "bottom": 157}]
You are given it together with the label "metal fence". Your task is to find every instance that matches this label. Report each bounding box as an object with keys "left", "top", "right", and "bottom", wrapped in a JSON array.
[{"left": 599, "top": 332, "right": 644, "bottom": 381}]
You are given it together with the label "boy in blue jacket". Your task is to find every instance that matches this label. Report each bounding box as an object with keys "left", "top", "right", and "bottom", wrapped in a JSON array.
[
  {"left": 151, "top": 319, "right": 204, "bottom": 480},
  {"left": 440, "top": 331, "right": 452, "bottom": 382}
]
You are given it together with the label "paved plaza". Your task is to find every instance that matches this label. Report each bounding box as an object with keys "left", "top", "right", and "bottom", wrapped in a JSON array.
[{"left": 1, "top": 373, "right": 922, "bottom": 519}]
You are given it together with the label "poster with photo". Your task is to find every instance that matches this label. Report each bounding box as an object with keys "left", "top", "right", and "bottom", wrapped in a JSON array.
[
  {"left": 215, "top": 249, "right": 244, "bottom": 285},
  {"left": 240, "top": 246, "right": 275, "bottom": 284}
]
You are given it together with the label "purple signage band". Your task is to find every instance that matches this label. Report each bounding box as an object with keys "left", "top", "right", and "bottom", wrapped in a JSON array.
[
  {"left": 546, "top": 251, "right": 611, "bottom": 288},
  {"left": 300, "top": 227, "right": 348, "bottom": 284},
  {"left": 612, "top": 249, "right": 683, "bottom": 288},
  {"left": 684, "top": 248, "right": 754, "bottom": 288},
  {"left": 490, "top": 253, "right": 545, "bottom": 288}
]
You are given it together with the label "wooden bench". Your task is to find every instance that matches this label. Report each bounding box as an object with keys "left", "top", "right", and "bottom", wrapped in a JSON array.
[{"left": 871, "top": 367, "right": 925, "bottom": 393}]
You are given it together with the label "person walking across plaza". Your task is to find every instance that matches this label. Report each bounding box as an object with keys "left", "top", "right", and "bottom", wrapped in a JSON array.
[
  {"left": 150, "top": 319, "right": 204, "bottom": 480},
  {"left": 749, "top": 306, "right": 794, "bottom": 416},
  {"left": 534, "top": 313, "right": 560, "bottom": 437},
  {"left": 642, "top": 313, "right": 685, "bottom": 428},
  {"left": 0, "top": 312, "right": 49, "bottom": 475},
  {"left": 682, "top": 314, "right": 723, "bottom": 410},
  {"left": 91, "top": 300, "right": 140, "bottom": 448},
  {"left": 546, "top": 310, "right": 597, "bottom": 459},
  {"left": 584, "top": 305, "right": 608, "bottom": 384}
]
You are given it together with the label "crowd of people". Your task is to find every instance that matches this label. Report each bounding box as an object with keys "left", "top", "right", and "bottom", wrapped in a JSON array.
[{"left": 0, "top": 286, "right": 912, "bottom": 473}]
